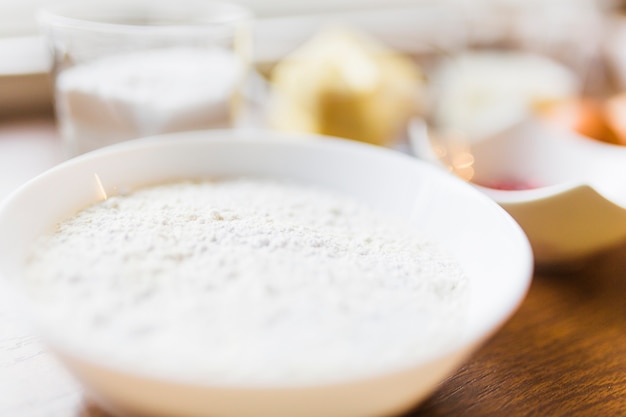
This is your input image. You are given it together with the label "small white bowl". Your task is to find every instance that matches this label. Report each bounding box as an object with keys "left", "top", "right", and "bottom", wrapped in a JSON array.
[
  {"left": 410, "top": 118, "right": 626, "bottom": 266},
  {"left": 0, "top": 129, "right": 532, "bottom": 417}
]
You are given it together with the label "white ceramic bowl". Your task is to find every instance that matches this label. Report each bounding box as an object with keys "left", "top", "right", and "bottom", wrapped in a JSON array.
[
  {"left": 0, "top": 129, "right": 532, "bottom": 417},
  {"left": 410, "top": 118, "right": 626, "bottom": 266}
]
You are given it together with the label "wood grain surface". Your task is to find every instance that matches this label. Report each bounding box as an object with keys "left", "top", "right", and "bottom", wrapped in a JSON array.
[{"left": 413, "top": 242, "right": 626, "bottom": 417}]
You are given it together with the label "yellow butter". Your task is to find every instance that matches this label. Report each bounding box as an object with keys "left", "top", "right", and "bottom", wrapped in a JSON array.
[{"left": 268, "top": 28, "right": 423, "bottom": 146}]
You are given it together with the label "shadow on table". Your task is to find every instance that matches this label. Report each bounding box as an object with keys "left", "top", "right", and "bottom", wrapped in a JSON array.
[{"left": 77, "top": 401, "right": 113, "bottom": 417}]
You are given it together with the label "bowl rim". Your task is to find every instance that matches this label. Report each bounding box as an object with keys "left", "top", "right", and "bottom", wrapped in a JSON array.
[{"left": 38, "top": 0, "right": 253, "bottom": 35}]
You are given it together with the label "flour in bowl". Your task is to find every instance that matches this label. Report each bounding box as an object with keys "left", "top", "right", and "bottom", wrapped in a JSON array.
[{"left": 24, "top": 178, "right": 468, "bottom": 385}]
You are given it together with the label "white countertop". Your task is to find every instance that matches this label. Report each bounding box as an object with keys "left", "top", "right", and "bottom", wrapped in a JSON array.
[
  {"left": 0, "top": 117, "right": 86, "bottom": 417},
  {"left": 0, "top": 117, "right": 65, "bottom": 202}
]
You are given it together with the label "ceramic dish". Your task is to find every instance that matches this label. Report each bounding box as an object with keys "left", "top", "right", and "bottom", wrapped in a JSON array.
[
  {"left": 410, "top": 118, "right": 626, "bottom": 266},
  {"left": 0, "top": 129, "right": 532, "bottom": 417}
]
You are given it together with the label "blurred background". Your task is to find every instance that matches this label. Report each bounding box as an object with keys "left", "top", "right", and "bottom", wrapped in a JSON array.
[{"left": 3, "top": 0, "right": 626, "bottom": 150}]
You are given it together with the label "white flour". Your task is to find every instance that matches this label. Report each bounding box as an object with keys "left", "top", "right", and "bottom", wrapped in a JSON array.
[
  {"left": 56, "top": 47, "right": 242, "bottom": 154},
  {"left": 24, "top": 178, "right": 468, "bottom": 385}
]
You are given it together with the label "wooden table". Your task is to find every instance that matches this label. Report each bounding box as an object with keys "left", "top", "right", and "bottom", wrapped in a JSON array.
[
  {"left": 2, "top": 118, "right": 626, "bottom": 417},
  {"left": 415, "top": 247, "right": 626, "bottom": 417}
]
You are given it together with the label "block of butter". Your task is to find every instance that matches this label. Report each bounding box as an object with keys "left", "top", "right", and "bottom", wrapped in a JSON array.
[{"left": 268, "top": 28, "right": 423, "bottom": 146}]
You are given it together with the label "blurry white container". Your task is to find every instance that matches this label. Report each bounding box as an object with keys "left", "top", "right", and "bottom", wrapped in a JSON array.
[{"left": 39, "top": 0, "right": 253, "bottom": 155}]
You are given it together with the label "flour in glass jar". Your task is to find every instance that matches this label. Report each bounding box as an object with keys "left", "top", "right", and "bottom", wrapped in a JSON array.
[
  {"left": 56, "top": 47, "right": 242, "bottom": 154},
  {"left": 24, "top": 178, "right": 468, "bottom": 384}
]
